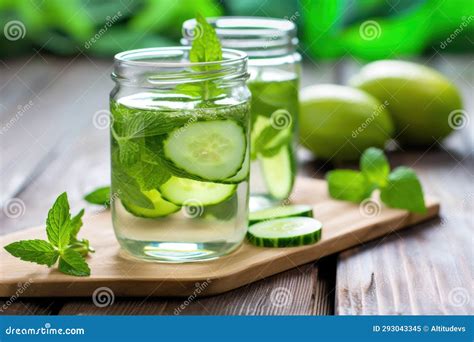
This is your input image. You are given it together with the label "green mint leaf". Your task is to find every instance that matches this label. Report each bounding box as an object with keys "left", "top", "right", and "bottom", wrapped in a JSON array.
[
  {"left": 84, "top": 187, "right": 110, "bottom": 206},
  {"left": 380, "top": 166, "right": 427, "bottom": 213},
  {"left": 46, "top": 192, "right": 71, "bottom": 247},
  {"left": 190, "top": 13, "right": 222, "bottom": 64},
  {"left": 327, "top": 170, "right": 375, "bottom": 203},
  {"left": 112, "top": 166, "right": 154, "bottom": 209},
  {"left": 360, "top": 147, "right": 390, "bottom": 187},
  {"left": 4, "top": 240, "right": 59, "bottom": 267},
  {"left": 69, "top": 238, "right": 94, "bottom": 257},
  {"left": 68, "top": 209, "right": 85, "bottom": 241},
  {"left": 123, "top": 111, "right": 184, "bottom": 139},
  {"left": 118, "top": 139, "right": 140, "bottom": 165},
  {"left": 127, "top": 159, "right": 171, "bottom": 191},
  {"left": 58, "top": 249, "right": 90, "bottom": 277}
]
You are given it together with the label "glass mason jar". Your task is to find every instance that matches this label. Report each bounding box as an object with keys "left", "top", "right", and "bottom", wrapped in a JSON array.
[
  {"left": 110, "top": 47, "right": 251, "bottom": 262},
  {"left": 182, "top": 17, "right": 301, "bottom": 210}
]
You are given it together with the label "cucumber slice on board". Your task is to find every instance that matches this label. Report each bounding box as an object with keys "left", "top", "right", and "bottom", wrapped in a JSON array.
[
  {"left": 247, "top": 217, "right": 322, "bottom": 247},
  {"left": 163, "top": 120, "right": 246, "bottom": 181},
  {"left": 122, "top": 189, "right": 180, "bottom": 218},
  {"left": 159, "top": 176, "right": 237, "bottom": 206},
  {"left": 261, "top": 145, "right": 295, "bottom": 200},
  {"left": 249, "top": 204, "right": 313, "bottom": 225}
]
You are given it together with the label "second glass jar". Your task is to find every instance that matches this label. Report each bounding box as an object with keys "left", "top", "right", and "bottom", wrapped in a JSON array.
[{"left": 182, "top": 17, "right": 301, "bottom": 210}]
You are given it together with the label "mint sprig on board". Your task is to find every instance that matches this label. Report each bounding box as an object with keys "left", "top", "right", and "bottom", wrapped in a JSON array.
[
  {"left": 4, "top": 193, "right": 92, "bottom": 276},
  {"left": 326, "top": 148, "right": 426, "bottom": 213}
]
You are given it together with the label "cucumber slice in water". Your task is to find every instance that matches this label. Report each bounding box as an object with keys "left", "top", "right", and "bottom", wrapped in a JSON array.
[
  {"left": 261, "top": 145, "right": 295, "bottom": 200},
  {"left": 222, "top": 150, "right": 250, "bottom": 184},
  {"left": 163, "top": 120, "right": 246, "bottom": 181},
  {"left": 247, "top": 217, "right": 322, "bottom": 247},
  {"left": 249, "top": 204, "right": 313, "bottom": 225},
  {"left": 159, "top": 176, "right": 237, "bottom": 206},
  {"left": 122, "top": 189, "right": 180, "bottom": 218}
]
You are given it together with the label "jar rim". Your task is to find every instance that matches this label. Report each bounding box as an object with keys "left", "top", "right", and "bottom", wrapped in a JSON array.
[
  {"left": 114, "top": 46, "right": 247, "bottom": 68},
  {"left": 112, "top": 47, "right": 248, "bottom": 86},
  {"left": 181, "top": 16, "right": 298, "bottom": 57},
  {"left": 182, "top": 16, "right": 296, "bottom": 40}
]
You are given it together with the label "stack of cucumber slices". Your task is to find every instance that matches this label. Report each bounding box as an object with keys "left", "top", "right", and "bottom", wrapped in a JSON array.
[
  {"left": 116, "top": 118, "right": 249, "bottom": 219},
  {"left": 247, "top": 205, "right": 322, "bottom": 247}
]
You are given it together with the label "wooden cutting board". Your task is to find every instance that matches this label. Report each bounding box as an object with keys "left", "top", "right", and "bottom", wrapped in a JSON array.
[{"left": 0, "top": 178, "right": 439, "bottom": 298}]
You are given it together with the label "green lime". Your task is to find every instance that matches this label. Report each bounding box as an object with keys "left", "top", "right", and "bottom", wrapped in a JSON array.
[
  {"left": 299, "top": 84, "right": 394, "bottom": 161},
  {"left": 349, "top": 60, "right": 463, "bottom": 146}
]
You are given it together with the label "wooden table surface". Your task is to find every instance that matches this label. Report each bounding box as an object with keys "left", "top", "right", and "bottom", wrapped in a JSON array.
[{"left": 0, "top": 53, "right": 472, "bottom": 315}]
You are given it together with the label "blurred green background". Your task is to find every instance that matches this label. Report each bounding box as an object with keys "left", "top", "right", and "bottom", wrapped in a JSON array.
[{"left": 1, "top": 0, "right": 472, "bottom": 60}]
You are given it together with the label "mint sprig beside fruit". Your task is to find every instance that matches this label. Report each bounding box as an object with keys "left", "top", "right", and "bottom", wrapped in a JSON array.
[
  {"left": 326, "top": 147, "right": 427, "bottom": 213},
  {"left": 4, "top": 193, "right": 92, "bottom": 276}
]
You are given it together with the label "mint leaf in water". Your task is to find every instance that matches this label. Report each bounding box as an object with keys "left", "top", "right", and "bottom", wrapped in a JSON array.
[
  {"left": 112, "top": 166, "right": 154, "bottom": 209},
  {"left": 326, "top": 170, "right": 374, "bottom": 203},
  {"left": 360, "top": 147, "right": 389, "bottom": 187},
  {"left": 4, "top": 240, "right": 59, "bottom": 267},
  {"left": 84, "top": 187, "right": 110, "bottom": 206},
  {"left": 327, "top": 148, "right": 426, "bottom": 213},
  {"left": 4, "top": 193, "right": 92, "bottom": 277},
  {"left": 380, "top": 167, "right": 427, "bottom": 213},
  {"left": 190, "top": 13, "right": 222, "bottom": 64}
]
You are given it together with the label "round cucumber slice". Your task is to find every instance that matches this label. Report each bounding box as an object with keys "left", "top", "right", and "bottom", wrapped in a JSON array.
[
  {"left": 159, "top": 176, "right": 237, "bottom": 206},
  {"left": 247, "top": 217, "right": 322, "bottom": 247},
  {"left": 163, "top": 120, "right": 246, "bottom": 181},
  {"left": 122, "top": 189, "right": 180, "bottom": 218},
  {"left": 261, "top": 145, "right": 295, "bottom": 200},
  {"left": 249, "top": 204, "right": 313, "bottom": 225},
  {"left": 222, "top": 150, "right": 250, "bottom": 184}
]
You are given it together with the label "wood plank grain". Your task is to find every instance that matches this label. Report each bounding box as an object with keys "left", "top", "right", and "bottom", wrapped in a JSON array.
[
  {"left": 59, "top": 259, "right": 336, "bottom": 315},
  {"left": 0, "top": 55, "right": 113, "bottom": 208},
  {"left": 0, "top": 54, "right": 113, "bottom": 315},
  {"left": 335, "top": 55, "right": 473, "bottom": 315}
]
